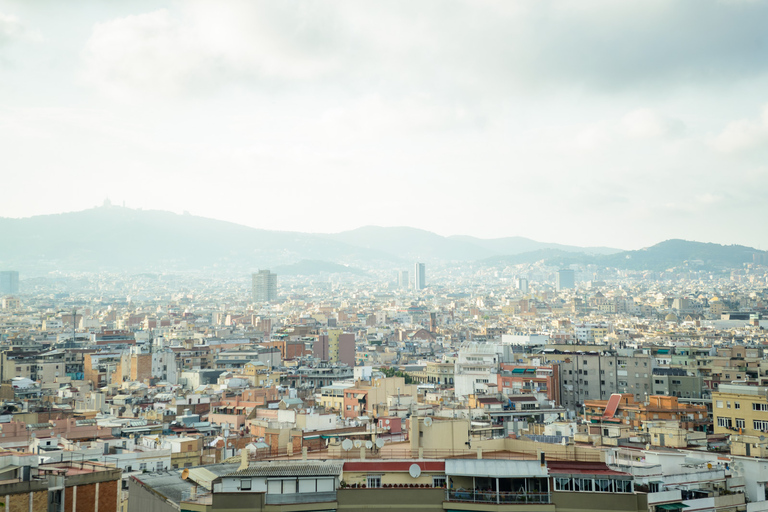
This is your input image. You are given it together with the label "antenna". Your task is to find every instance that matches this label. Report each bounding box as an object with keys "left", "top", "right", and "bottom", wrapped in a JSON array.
[
  {"left": 365, "top": 441, "right": 373, "bottom": 449},
  {"left": 424, "top": 417, "right": 433, "bottom": 427},
  {"left": 353, "top": 440, "right": 362, "bottom": 448}
]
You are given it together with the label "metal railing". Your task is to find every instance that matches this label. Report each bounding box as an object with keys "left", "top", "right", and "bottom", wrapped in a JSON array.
[
  {"left": 250, "top": 447, "right": 601, "bottom": 462},
  {"left": 447, "top": 490, "right": 551, "bottom": 504}
]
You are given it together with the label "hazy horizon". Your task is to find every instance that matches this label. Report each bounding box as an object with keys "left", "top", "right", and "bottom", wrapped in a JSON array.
[{"left": 2, "top": 1, "right": 768, "bottom": 250}]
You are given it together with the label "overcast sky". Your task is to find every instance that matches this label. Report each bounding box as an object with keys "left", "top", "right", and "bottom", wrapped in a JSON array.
[{"left": 2, "top": 0, "right": 768, "bottom": 250}]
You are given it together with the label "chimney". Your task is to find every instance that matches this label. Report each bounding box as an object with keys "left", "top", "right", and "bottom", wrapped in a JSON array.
[{"left": 238, "top": 448, "right": 249, "bottom": 471}]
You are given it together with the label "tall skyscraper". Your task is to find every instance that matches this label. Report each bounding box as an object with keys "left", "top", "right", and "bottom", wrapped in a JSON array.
[
  {"left": 0, "top": 271, "right": 19, "bottom": 295},
  {"left": 398, "top": 270, "right": 409, "bottom": 289},
  {"left": 414, "top": 262, "right": 425, "bottom": 291},
  {"left": 556, "top": 269, "right": 575, "bottom": 291},
  {"left": 252, "top": 270, "right": 277, "bottom": 302},
  {"left": 516, "top": 277, "right": 529, "bottom": 293}
]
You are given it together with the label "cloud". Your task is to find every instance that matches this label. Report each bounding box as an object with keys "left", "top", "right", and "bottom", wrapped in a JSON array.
[
  {"left": 621, "top": 108, "right": 685, "bottom": 139},
  {"left": 79, "top": 0, "right": 768, "bottom": 99},
  {"left": 80, "top": 4, "right": 348, "bottom": 97},
  {"left": 713, "top": 105, "right": 768, "bottom": 153},
  {"left": 0, "top": 12, "right": 25, "bottom": 46}
]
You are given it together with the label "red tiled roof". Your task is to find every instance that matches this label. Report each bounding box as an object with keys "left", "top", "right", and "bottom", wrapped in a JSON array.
[
  {"left": 344, "top": 461, "right": 445, "bottom": 472},
  {"left": 546, "top": 461, "right": 628, "bottom": 476}
]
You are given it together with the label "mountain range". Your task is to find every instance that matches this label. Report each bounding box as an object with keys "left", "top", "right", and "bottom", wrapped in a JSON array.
[{"left": 0, "top": 205, "right": 764, "bottom": 274}]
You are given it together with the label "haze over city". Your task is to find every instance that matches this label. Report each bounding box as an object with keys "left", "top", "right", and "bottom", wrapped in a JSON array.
[{"left": 2, "top": 1, "right": 768, "bottom": 249}]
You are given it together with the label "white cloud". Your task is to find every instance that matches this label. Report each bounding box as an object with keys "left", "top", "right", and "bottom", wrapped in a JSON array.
[
  {"left": 621, "top": 108, "right": 684, "bottom": 139},
  {"left": 80, "top": 5, "right": 344, "bottom": 98},
  {"left": 713, "top": 105, "right": 768, "bottom": 153},
  {"left": 0, "top": 12, "right": 23, "bottom": 45}
]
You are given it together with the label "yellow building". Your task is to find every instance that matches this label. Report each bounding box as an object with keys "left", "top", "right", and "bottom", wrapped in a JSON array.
[
  {"left": 241, "top": 362, "right": 282, "bottom": 388},
  {"left": 328, "top": 329, "right": 342, "bottom": 362},
  {"left": 712, "top": 383, "right": 768, "bottom": 437}
]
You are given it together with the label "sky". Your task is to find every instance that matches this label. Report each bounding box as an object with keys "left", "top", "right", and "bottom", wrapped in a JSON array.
[{"left": 2, "top": 0, "right": 768, "bottom": 250}]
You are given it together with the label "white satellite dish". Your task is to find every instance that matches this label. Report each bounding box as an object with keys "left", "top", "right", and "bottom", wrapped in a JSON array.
[
  {"left": 409, "top": 464, "right": 422, "bottom": 478},
  {"left": 376, "top": 438, "right": 385, "bottom": 448},
  {"left": 424, "top": 417, "right": 433, "bottom": 427},
  {"left": 365, "top": 441, "right": 373, "bottom": 449},
  {"left": 341, "top": 439, "right": 353, "bottom": 451},
  {"left": 385, "top": 419, "right": 390, "bottom": 425},
  {"left": 354, "top": 440, "right": 363, "bottom": 448}
]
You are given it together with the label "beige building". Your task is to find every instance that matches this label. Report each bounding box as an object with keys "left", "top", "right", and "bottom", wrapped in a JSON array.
[{"left": 712, "top": 383, "right": 768, "bottom": 437}]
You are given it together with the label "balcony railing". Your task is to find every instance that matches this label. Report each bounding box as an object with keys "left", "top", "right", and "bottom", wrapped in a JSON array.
[
  {"left": 446, "top": 490, "right": 550, "bottom": 504},
  {"left": 265, "top": 491, "right": 336, "bottom": 504}
]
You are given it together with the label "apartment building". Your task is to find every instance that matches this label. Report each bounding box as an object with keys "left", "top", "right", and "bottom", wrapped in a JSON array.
[{"left": 712, "top": 383, "right": 768, "bottom": 437}]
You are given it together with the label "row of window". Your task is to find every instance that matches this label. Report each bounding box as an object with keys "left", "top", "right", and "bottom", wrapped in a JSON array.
[
  {"left": 364, "top": 475, "right": 446, "bottom": 488},
  {"left": 553, "top": 477, "right": 632, "bottom": 493},
  {"left": 716, "top": 417, "right": 768, "bottom": 431}
]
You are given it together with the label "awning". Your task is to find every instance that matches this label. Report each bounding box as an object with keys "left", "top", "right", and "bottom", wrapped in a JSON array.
[
  {"left": 511, "top": 368, "right": 525, "bottom": 374},
  {"left": 656, "top": 503, "right": 689, "bottom": 510}
]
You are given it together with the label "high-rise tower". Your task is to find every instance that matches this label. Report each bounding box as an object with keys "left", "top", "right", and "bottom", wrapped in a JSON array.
[
  {"left": 252, "top": 270, "right": 277, "bottom": 302},
  {"left": 0, "top": 271, "right": 19, "bottom": 295},
  {"left": 413, "top": 262, "right": 425, "bottom": 291}
]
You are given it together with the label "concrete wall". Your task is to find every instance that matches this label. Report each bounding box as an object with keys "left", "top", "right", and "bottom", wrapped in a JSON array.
[
  {"left": 337, "top": 488, "right": 443, "bottom": 512},
  {"left": 551, "top": 490, "right": 648, "bottom": 512}
]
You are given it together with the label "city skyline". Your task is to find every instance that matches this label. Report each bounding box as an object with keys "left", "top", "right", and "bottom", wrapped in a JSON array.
[{"left": 2, "top": 1, "right": 768, "bottom": 249}]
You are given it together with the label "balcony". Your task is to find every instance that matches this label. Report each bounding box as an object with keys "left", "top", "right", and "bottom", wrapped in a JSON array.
[
  {"left": 265, "top": 491, "right": 336, "bottom": 505},
  {"left": 447, "top": 490, "right": 551, "bottom": 504}
]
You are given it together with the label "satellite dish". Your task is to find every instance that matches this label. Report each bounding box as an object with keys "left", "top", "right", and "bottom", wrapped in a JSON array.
[
  {"left": 424, "top": 417, "right": 433, "bottom": 427},
  {"left": 354, "top": 440, "right": 363, "bottom": 448},
  {"left": 760, "top": 435, "right": 765, "bottom": 442},
  {"left": 376, "top": 438, "right": 385, "bottom": 448},
  {"left": 385, "top": 419, "right": 390, "bottom": 425},
  {"left": 342, "top": 439, "right": 353, "bottom": 451},
  {"left": 409, "top": 464, "right": 422, "bottom": 478},
  {"left": 181, "top": 468, "right": 189, "bottom": 480},
  {"left": 365, "top": 441, "right": 373, "bottom": 449}
]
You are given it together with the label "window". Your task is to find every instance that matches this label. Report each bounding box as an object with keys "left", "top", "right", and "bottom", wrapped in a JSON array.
[
  {"left": 139, "top": 463, "right": 147, "bottom": 471},
  {"left": 755, "top": 420, "right": 768, "bottom": 431},
  {"left": 367, "top": 475, "right": 382, "bottom": 488},
  {"left": 717, "top": 417, "right": 732, "bottom": 428},
  {"left": 240, "top": 479, "right": 252, "bottom": 491},
  {"left": 716, "top": 401, "right": 724, "bottom": 408},
  {"left": 595, "top": 479, "right": 611, "bottom": 492},
  {"left": 753, "top": 403, "right": 768, "bottom": 412},
  {"left": 554, "top": 477, "right": 571, "bottom": 491},
  {"left": 727, "top": 402, "right": 731, "bottom": 408},
  {"left": 736, "top": 402, "right": 741, "bottom": 409},
  {"left": 573, "top": 478, "right": 593, "bottom": 492},
  {"left": 615, "top": 480, "right": 632, "bottom": 493},
  {"left": 156, "top": 462, "right": 163, "bottom": 471},
  {"left": 433, "top": 476, "right": 446, "bottom": 488},
  {"left": 736, "top": 419, "right": 745, "bottom": 429}
]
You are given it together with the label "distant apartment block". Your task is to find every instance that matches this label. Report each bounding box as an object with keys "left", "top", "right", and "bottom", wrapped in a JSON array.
[
  {"left": 556, "top": 269, "right": 575, "bottom": 291},
  {"left": 398, "top": 270, "right": 409, "bottom": 289},
  {"left": 414, "top": 262, "right": 425, "bottom": 290},
  {"left": 0, "top": 270, "right": 19, "bottom": 295},
  {"left": 252, "top": 269, "right": 277, "bottom": 302}
]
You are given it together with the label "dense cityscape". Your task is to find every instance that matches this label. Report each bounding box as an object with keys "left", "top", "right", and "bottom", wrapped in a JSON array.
[
  {"left": 4, "top": 1, "right": 768, "bottom": 511},
  {"left": 2, "top": 246, "right": 768, "bottom": 512}
]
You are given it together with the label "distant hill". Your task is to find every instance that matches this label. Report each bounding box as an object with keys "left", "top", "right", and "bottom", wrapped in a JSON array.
[
  {"left": 0, "top": 205, "right": 398, "bottom": 273},
  {"left": 450, "top": 235, "right": 621, "bottom": 256},
  {"left": 0, "top": 207, "right": 762, "bottom": 274},
  {"left": 322, "top": 226, "right": 622, "bottom": 262},
  {"left": 601, "top": 239, "right": 766, "bottom": 271},
  {"left": 273, "top": 260, "right": 368, "bottom": 276},
  {"left": 480, "top": 239, "right": 767, "bottom": 271},
  {"left": 322, "top": 226, "right": 494, "bottom": 262},
  {"left": 481, "top": 249, "right": 594, "bottom": 268}
]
